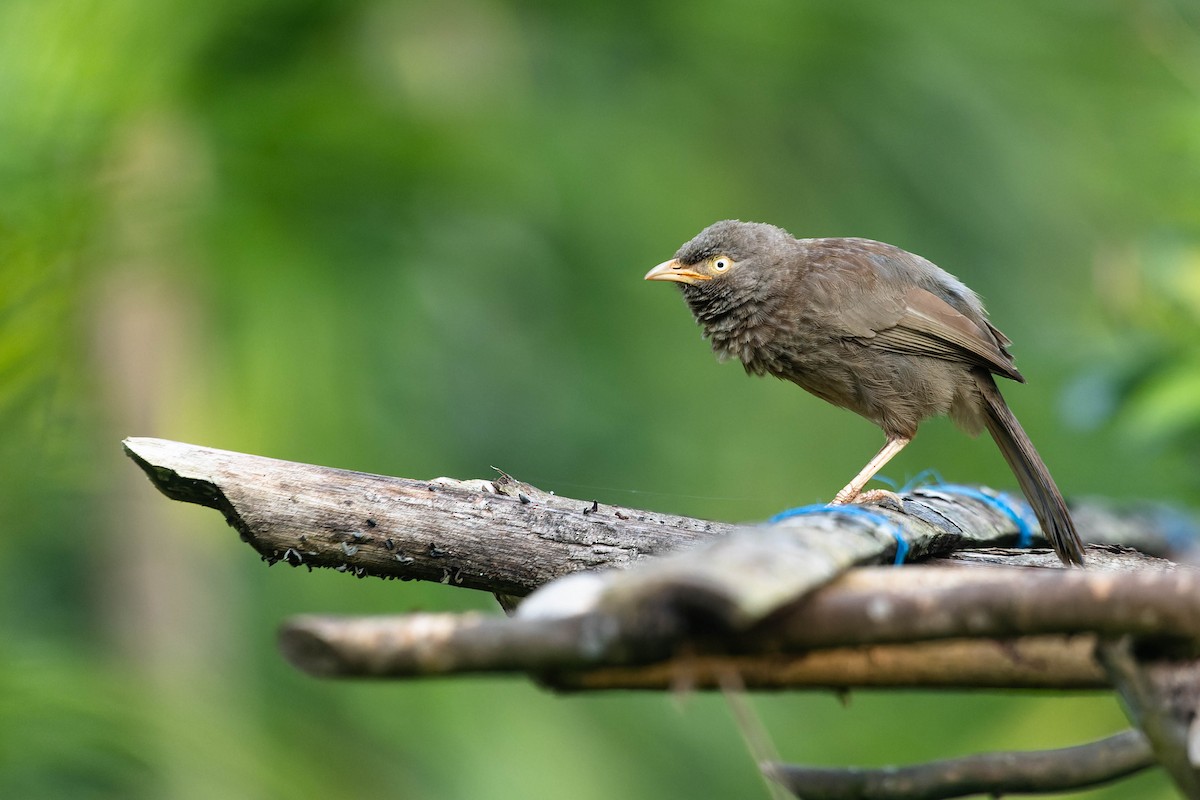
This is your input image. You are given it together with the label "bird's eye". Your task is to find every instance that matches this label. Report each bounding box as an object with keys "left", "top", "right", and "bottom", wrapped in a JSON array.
[{"left": 713, "top": 257, "right": 731, "bottom": 272}]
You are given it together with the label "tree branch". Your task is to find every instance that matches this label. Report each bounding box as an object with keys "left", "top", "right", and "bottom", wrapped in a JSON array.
[
  {"left": 762, "top": 729, "right": 1154, "bottom": 799},
  {"left": 123, "top": 437, "right": 1192, "bottom": 604},
  {"left": 280, "top": 609, "right": 1107, "bottom": 689},
  {"left": 127, "top": 437, "right": 1200, "bottom": 797},
  {"left": 1098, "top": 637, "right": 1200, "bottom": 796},
  {"left": 126, "top": 437, "right": 1200, "bottom": 692},
  {"left": 551, "top": 637, "right": 1107, "bottom": 691},
  {"left": 276, "top": 564, "right": 1200, "bottom": 687},
  {"left": 122, "top": 437, "right": 727, "bottom": 597}
]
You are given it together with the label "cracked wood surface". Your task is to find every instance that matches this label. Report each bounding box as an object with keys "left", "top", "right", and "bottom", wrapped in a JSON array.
[{"left": 123, "top": 437, "right": 730, "bottom": 597}]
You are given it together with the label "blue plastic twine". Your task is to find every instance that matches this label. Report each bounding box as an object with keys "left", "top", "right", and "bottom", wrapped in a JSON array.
[
  {"left": 901, "top": 468, "right": 945, "bottom": 492},
  {"left": 769, "top": 503, "right": 909, "bottom": 565},
  {"left": 927, "top": 483, "right": 1035, "bottom": 548}
]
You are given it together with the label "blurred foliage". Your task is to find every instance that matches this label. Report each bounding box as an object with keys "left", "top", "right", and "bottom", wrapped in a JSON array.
[
  {"left": 3, "top": 0, "right": 1200, "bottom": 797},
  {"left": 1068, "top": 237, "right": 1200, "bottom": 464}
]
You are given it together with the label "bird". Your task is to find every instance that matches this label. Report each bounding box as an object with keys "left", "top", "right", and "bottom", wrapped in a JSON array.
[{"left": 644, "top": 219, "right": 1085, "bottom": 566}]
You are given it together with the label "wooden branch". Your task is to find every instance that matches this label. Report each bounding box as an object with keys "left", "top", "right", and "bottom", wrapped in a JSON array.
[
  {"left": 127, "top": 437, "right": 1200, "bottom": 798},
  {"left": 279, "top": 612, "right": 595, "bottom": 678},
  {"left": 762, "top": 729, "right": 1154, "bottom": 799},
  {"left": 123, "top": 438, "right": 1194, "bottom": 606},
  {"left": 126, "top": 438, "right": 1200, "bottom": 688},
  {"left": 753, "top": 561, "right": 1200, "bottom": 648},
  {"left": 550, "top": 637, "right": 1107, "bottom": 691},
  {"left": 281, "top": 613, "right": 1106, "bottom": 689},
  {"left": 1099, "top": 637, "right": 1200, "bottom": 797},
  {"left": 277, "top": 564, "right": 1200, "bottom": 687},
  {"left": 122, "top": 437, "right": 727, "bottom": 597}
]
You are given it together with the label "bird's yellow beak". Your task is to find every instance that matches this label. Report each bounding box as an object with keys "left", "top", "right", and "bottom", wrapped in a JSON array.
[{"left": 644, "top": 259, "right": 712, "bottom": 284}]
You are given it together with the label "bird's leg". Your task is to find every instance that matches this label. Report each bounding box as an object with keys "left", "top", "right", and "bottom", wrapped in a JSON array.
[{"left": 831, "top": 435, "right": 911, "bottom": 505}]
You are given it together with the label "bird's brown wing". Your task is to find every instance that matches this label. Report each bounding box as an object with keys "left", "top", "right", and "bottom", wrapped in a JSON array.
[
  {"left": 866, "top": 286, "right": 1025, "bottom": 382},
  {"left": 795, "top": 239, "right": 1024, "bottom": 382}
]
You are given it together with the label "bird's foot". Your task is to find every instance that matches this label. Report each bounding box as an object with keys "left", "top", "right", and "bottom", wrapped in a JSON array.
[
  {"left": 831, "top": 485, "right": 859, "bottom": 505},
  {"left": 856, "top": 488, "right": 903, "bottom": 505},
  {"left": 831, "top": 488, "right": 903, "bottom": 507}
]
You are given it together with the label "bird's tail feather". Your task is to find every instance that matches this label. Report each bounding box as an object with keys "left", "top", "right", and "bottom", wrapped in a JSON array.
[{"left": 976, "top": 371, "right": 1085, "bottom": 566}]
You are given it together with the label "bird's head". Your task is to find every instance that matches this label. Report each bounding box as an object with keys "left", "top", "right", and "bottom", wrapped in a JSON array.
[{"left": 644, "top": 220, "right": 797, "bottom": 317}]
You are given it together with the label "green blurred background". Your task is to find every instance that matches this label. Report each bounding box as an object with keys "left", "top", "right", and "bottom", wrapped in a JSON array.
[{"left": 5, "top": 0, "right": 1200, "bottom": 797}]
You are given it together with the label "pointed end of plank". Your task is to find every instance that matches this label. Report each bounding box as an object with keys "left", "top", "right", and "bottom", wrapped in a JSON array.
[{"left": 121, "top": 437, "right": 224, "bottom": 509}]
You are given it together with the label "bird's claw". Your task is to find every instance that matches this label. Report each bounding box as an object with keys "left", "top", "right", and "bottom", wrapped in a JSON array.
[
  {"left": 831, "top": 488, "right": 903, "bottom": 507},
  {"left": 854, "top": 488, "right": 904, "bottom": 506}
]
